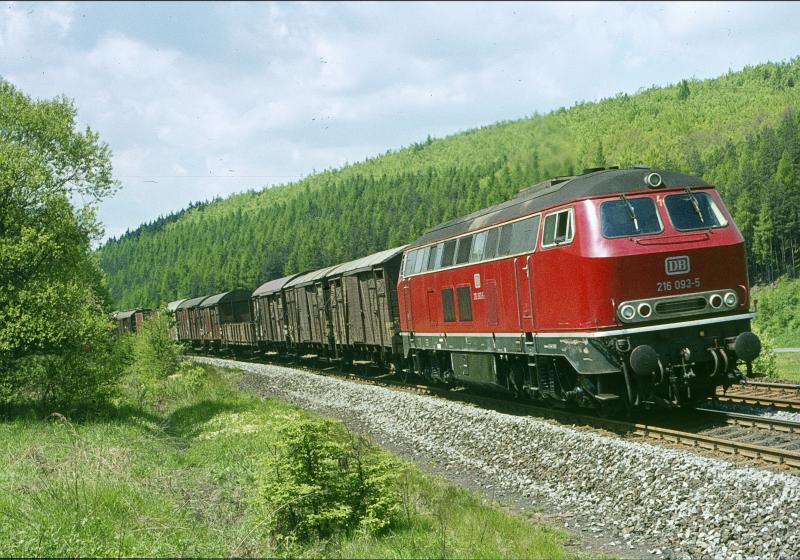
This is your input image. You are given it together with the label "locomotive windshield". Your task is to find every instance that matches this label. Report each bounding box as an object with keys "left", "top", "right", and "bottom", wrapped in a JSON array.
[
  {"left": 600, "top": 196, "right": 662, "bottom": 238},
  {"left": 665, "top": 190, "right": 728, "bottom": 231}
]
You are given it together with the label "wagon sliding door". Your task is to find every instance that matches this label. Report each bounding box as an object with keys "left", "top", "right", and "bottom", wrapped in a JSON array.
[
  {"left": 373, "top": 268, "right": 392, "bottom": 347},
  {"left": 273, "top": 295, "right": 287, "bottom": 342},
  {"left": 359, "top": 275, "right": 378, "bottom": 346},
  {"left": 297, "top": 287, "right": 312, "bottom": 342},
  {"left": 330, "top": 279, "right": 348, "bottom": 346},
  {"left": 284, "top": 289, "right": 300, "bottom": 343},
  {"left": 344, "top": 275, "right": 365, "bottom": 343}
]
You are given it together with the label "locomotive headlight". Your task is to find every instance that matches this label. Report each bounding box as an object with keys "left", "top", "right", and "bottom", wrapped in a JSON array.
[
  {"left": 723, "top": 291, "right": 738, "bottom": 308},
  {"left": 637, "top": 303, "right": 653, "bottom": 318},
  {"left": 709, "top": 294, "right": 723, "bottom": 309},
  {"left": 620, "top": 304, "right": 636, "bottom": 321},
  {"left": 645, "top": 172, "right": 663, "bottom": 188}
]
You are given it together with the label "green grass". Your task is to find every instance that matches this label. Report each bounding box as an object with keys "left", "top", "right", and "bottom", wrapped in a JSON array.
[
  {"left": 776, "top": 353, "right": 800, "bottom": 382},
  {"left": 0, "top": 365, "right": 580, "bottom": 558}
]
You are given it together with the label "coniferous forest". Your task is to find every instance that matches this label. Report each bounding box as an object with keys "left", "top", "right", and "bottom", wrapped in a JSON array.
[{"left": 100, "top": 59, "right": 800, "bottom": 308}]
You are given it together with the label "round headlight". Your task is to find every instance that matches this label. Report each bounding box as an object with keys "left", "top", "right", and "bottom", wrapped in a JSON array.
[
  {"left": 620, "top": 304, "right": 636, "bottom": 321},
  {"left": 638, "top": 303, "right": 653, "bottom": 318},
  {"left": 709, "top": 294, "right": 723, "bottom": 309},
  {"left": 724, "top": 292, "right": 738, "bottom": 308},
  {"left": 645, "top": 172, "right": 663, "bottom": 188}
]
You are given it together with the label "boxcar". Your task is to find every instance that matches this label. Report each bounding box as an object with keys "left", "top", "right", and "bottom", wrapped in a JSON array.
[
  {"left": 198, "top": 288, "right": 252, "bottom": 350},
  {"left": 114, "top": 308, "right": 153, "bottom": 335},
  {"left": 325, "top": 246, "right": 406, "bottom": 362},
  {"left": 283, "top": 266, "right": 338, "bottom": 353},
  {"left": 175, "top": 295, "right": 209, "bottom": 346},
  {"left": 167, "top": 299, "right": 187, "bottom": 341},
  {"left": 252, "top": 274, "right": 301, "bottom": 353}
]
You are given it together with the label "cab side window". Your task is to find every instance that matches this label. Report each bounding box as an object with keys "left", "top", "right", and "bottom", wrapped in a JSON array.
[{"left": 541, "top": 208, "right": 574, "bottom": 248}]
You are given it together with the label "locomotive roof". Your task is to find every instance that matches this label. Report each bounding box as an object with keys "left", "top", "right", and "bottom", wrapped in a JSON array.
[
  {"left": 252, "top": 274, "right": 302, "bottom": 297},
  {"left": 408, "top": 167, "right": 710, "bottom": 249},
  {"left": 176, "top": 295, "right": 210, "bottom": 310},
  {"left": 326, "top": 245, "right": 407, "bottom": 278},
  {"left": 199, "top": 288, "right": 252, "bottom": 308}
]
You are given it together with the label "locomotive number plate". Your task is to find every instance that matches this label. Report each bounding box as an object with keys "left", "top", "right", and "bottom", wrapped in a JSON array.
[{"left": 657, "top": 277, "right": 701, "bottom": 292}]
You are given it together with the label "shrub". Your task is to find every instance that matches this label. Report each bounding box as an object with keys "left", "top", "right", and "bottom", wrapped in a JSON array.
[
  {"left": 124, "top": 309, "right": 183, "bottom": 408},
  {"left": 752, "top": 326, "right": 779, "bottom": 378},
  {"left": 254, "top": 419, "right": 401, "bottom": 549},
  {"left": 129, "top": 310, "right": 182, "bottom": 380}
]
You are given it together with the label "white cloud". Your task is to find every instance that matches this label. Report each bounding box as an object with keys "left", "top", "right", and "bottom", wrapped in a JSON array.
[
  {"left": 0, "top": 1, "right": 73, "bottom": 54},
  {"left": 1, "top": 1, "right": 799, "bottom": 240}
]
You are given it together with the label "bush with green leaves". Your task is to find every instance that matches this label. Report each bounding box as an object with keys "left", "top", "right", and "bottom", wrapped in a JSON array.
[
  {"left": 0, "top": 80, "right": 121, "bottom": 406},
  {"left": 752, "top": 326, "right": 779, "bottom": 378},
  {"left": 254, "top": 418, "right": 401, "bottom": 549},
  {"left": 123, "top": 309, "right": 185, "bottom": 407},
  {"left": 129, "top": 310, "right": 182, "bottom": 380}
]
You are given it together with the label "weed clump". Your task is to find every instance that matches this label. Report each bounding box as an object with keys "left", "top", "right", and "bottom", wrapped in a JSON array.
[{"left": 253, "top": 418, "right": 401, "bottom": 550}]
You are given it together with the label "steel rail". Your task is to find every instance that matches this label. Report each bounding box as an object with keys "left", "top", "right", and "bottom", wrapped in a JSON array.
[
  {"left": 694, "top": 407, "right": 800, "bottom": 434},
  {"left": 741, "top": 380, "right": 800, "bottom": 391},
  {"left": 622, "top": 422, "right": 800, "bottom": 469},
  {"left": 716, "top": 387, "right": 800, "bottom": 409}
]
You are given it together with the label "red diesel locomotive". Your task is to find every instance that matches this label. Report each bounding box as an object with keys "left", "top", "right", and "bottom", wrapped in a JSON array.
[
  {"left": 156, "top": 166, "right": 761, "bottom": 412},
  {"left": 398, "top": 167, "right": 760, "bottom": 410}
]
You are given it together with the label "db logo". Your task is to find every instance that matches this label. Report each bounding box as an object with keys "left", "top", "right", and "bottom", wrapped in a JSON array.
[{"left": 665, "top": 256, "right": 690, "bottom": 276}]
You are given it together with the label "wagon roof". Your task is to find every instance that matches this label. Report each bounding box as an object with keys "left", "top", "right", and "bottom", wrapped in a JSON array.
[
  {"left": 167, "top": 299, "right": 187, "bottom": 312},
  {"left": 408, "top": 167, "right": 710, "bottom": 249},
  {"left": 326, "top": 245, "right": 407, "bottom": 278},
  {"left": 176, "top": 295, "right": 211, "bottom": 310},
  {"left": 199, "top": 288, "right": 252, "bottom": 308},
  {"left": 115, "top": 309, "right": 139, "bottom": 319},
  {"left": 252, "top": 274, "right": 302, "bottom": 297},
  {"left": 285, "top": 265, "right": 340, "bottom": 288}
]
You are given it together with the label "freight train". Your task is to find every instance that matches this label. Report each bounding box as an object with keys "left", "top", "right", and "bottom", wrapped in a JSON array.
[{"left": 116, "top": 167, "right": 762, "bottom": 412}]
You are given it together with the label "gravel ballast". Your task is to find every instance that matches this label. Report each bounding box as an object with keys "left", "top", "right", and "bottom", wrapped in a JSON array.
[{"left": 198, "top": 357, "right": 800, "bottom": 559}]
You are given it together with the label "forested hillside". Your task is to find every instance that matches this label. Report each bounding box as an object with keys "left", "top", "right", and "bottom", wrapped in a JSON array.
[{"left": 100, "top": 59, "right": 800, "bottom": 308}]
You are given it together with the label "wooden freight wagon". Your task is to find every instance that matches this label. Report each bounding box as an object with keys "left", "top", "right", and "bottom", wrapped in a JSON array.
[
  {"left": 167, "top": 299, "right": 187, "bottom": 341},
  {"left": 198, "top": 289, "right": 252, "bottom": 350},
  {"left": 175, "top": 295, "right": 209, "bottom": 346},
  {"left": 114, "top": 308, "right": 154, "bottom": 336},
  {"left": 252, "top": 274, "right": 301, "bottom": 353},
  {"left": 283, "top": 265, "right": 339, "bottom": 353},
  {"left": 325, "top": 246, "right": 405, "bottom": 362}
]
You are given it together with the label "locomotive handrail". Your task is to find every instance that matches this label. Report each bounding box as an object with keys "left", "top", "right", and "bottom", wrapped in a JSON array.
[{"left": 636, "top": 232, "right": 709, "bottom": 245}]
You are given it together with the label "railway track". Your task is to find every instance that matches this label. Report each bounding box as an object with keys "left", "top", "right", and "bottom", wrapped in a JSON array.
[
  {"left": 220, "top": 353, "right": 800, "bottom": 471},
  {"left": 716, "top": 380, "right": 800, "bottom": 410}
]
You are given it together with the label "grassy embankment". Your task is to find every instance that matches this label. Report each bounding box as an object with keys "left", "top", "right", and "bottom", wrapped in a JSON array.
[
  {"left": 752, "top": 278, "right": 800, "bottom": 380},
  {"left": 775, "top": 353, "right": 800, "bottom": 381},
  {"left": 0, "top": 363, "right": 579, "bottom": 558}
]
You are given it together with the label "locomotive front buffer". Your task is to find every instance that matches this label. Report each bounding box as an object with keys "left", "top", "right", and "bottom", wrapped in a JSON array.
[{"left": 617, "top": 323, "right": 761, "bottom": 409}]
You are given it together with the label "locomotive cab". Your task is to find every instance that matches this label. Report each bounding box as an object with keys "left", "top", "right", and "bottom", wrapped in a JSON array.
[{"left": 544, "top": 172, "right": 761, "bottom": 408}]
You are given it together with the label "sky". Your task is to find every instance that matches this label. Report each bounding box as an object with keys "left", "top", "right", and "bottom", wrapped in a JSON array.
[{"left": 2, "top": 1, "right": 800, "bottom": 241}]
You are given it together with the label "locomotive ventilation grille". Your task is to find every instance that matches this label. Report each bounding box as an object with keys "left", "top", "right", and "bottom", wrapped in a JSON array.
[
  {"left": 654, "top": 297, "right": 707, "bottom": 314},
  {"left": 617, "top": 289, "right": 739, "bottom": 324}
]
